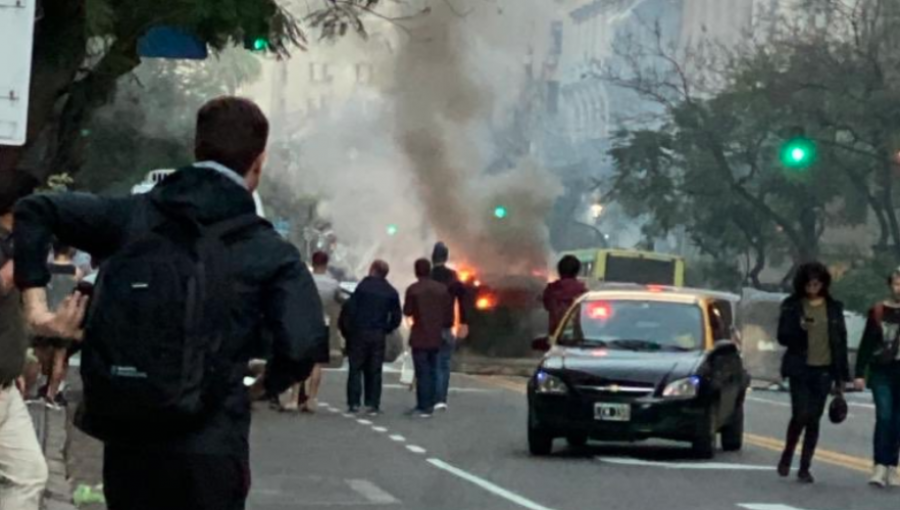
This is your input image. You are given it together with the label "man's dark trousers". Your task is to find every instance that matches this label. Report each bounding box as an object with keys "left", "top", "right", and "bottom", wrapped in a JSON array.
[
  {"left": 104, "top": 447, "right": 249, "bottom": 510},
  {"left": 412, "top": 349, "right": 439, "bottom": 413},
  {"left": 347, "top": 331, "right": 386, "bottom": 410}
]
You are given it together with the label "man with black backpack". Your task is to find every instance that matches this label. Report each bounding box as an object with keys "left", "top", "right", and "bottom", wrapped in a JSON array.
[{"left": 14, "top": 97, "right": 325, "bottom": 510}]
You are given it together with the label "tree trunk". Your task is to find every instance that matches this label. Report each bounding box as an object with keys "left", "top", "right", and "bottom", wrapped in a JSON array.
[{"left": 0, "top": 0, "right": 87, "bottom": 179}]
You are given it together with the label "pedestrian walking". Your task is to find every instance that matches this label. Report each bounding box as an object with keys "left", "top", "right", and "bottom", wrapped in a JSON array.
[
  {"left": 543, "top": 255, "right": 588, "bottom": 336},
  {"left": 14, "top": 97, "right": 325, "bottom": 510},
  {"left": 404, "top": 259, "right": 453, "bottom": 418},
  {"left": 430, "top": 242, "right": 468, "bottom": 411},
  {"left": 285, "top": 251, "right": 341, "bottom": 413},
  {"left": 339, "top": 260, "right": 402, "bottom": 416},
  {"left": 32, "top": 240, "right": 81, "bottom": 406},
  {"left": 855, "top": 267, "right": 900, "bottom": 487},
  {"left": 0, "top": 171, "right": 53, "bottom": 510},
  {"left": 776, "top": 262, "right": 851, "bottom": 484}
]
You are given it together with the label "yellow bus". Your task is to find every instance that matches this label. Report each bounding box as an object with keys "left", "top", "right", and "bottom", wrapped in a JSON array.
[{"left": 561, "top": 248, "right": 686, "bottom": 287}]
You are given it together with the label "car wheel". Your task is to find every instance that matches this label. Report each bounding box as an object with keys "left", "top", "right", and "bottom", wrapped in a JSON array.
[
  {"left": 692, "top": 408, "right": 716, "bottom": 459},
  {"left": 527, "top": 408, "right": 554, "bottom": 456},
  {"left": 566, "top": 434, "right": 588, "bottom": 449},
  {"left": 720, "top": 401, "right": 744, "bottom": 452}
]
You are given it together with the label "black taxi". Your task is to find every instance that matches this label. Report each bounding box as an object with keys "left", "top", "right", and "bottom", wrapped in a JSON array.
[{"left": 528, "top": 285, "right": 749, "bottom": 458}]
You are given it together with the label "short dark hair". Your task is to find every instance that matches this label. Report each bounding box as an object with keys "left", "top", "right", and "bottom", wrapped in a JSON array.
[
  {"left": 370, "top": 259, "right": 390, "bottom": 279},
  {"left": 52, "top": 239, "right": 75, "bottom": 259},
  {"left": 312, "top": 251, "right": 330, "bottom": 268},
  {"left": 0, "top": 170, "right": 38, "bottom": 215},
  {"left": 792, "top": 261, "right": 832, "bottom": 298},
  {"left": 415, "top": 258, "right": 432, "bottom": 278},
  {"left": 194, "top": 97, "right": 269, "bottom": 176},
  {"left": 557, "top": 255, "right": 581, "bottom": 279}
]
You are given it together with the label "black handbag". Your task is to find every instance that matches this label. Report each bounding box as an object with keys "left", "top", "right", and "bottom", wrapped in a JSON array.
[{"left": 829, "top": 394, "right": 848, "bottom": 424}]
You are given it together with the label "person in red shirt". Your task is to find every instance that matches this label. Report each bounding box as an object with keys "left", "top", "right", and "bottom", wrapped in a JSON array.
[{"left": 543, "top": 255, "right": 588, "bottom": 336}]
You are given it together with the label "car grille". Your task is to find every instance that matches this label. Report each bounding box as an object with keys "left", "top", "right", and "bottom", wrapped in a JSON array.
[{"left": 573, "top": 384, "right": 655, "bottom": 397}]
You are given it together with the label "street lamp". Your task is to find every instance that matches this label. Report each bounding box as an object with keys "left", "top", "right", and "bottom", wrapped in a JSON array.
[{"left": 590, "top": 203, "right": 604, "bottom": 219}]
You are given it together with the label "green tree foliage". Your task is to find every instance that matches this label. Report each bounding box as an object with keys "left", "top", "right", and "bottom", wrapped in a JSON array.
[
  {"left": 604, "top": 0, "right": 900, "bottom": 285},
  {"left": 0, "top": 0, "right": 381, "bottom": 182},
  {"left": 76, "top": 48, "right": 264, "bottom": 193}
]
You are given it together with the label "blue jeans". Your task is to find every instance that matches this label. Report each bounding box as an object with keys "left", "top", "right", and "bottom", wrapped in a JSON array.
[
  {"left": 412, "top": 349, "right": 439, "bottom": 413},
  {"left": 435, "top": 330, "right": 456, "bottom": 405},
  {"left": 871, "top": 364, "right": 900, "bottom": 466}
]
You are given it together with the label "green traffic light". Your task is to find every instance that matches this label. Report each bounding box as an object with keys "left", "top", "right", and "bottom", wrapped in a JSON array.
[
  {"left": 780, "top": 138, "right": 816, "bottom": 170},
  {"left": 386, "top": 224, "right": 398, "bottom": 236},
  {"left": 494, "top": 206, "right": 508, "bottom": 219},
  {"left": 252, "top": 38, "right": 269, "bottom": 52}
]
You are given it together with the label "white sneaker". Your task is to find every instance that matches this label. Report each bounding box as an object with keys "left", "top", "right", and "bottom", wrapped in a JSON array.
[
  {"left": 434, "top": 403, "right": 448, "bottom": 411},
  {"left": 887, "top": 467, "right": 900, "bottom": 487},
  {"left": 869, "top": 465, "right": 888, "bottom": 487}
]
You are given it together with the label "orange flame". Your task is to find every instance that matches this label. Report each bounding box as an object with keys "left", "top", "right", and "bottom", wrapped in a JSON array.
[{"left": 476, "top": 294, "right": 497, "bottom": 310}]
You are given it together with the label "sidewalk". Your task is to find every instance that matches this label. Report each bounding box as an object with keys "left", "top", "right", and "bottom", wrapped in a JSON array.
[{"left": 27, "top": 401, "right": 76, "bottom": 510}]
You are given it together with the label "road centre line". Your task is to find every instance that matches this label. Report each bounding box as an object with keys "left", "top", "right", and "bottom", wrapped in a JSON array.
[
  {"left": 406, "top": 445, "right": 427, "bottom": 454},
  {"left": 372, "top": 426, "right": 388, "bottom": 433},
  {"left": 473, "top": 375, "right": 874, "bottom": 474},
  {"left": 389, "top": 434, "right": 406, "bottom": 442},
  {"left": 597, "top": 457, "right": 775, "bottom": 470},
  {"left": 427, "top": 458, "right": 558, "bottom": 510}
]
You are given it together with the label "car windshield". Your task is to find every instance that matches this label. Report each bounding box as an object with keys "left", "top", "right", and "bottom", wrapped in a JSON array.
[{"left": 558, "top": 300, "right": 704, "bottom": 351}]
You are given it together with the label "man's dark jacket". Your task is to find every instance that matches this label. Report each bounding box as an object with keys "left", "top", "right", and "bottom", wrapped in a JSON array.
[
  {"left": 777, "top": 295, "right": 851, "bottom": 383},
  {"left": 14, "top": 167, "right": 325, "bottom": 457},
  {"left": 431, "top": 265, "right": 467, "bottom": 326},
  {"left": 339, "top": 276, "right": 402, "bottom": 339},
  {"left": 404, "top": 278, "right": 453, "bottom": 351}
]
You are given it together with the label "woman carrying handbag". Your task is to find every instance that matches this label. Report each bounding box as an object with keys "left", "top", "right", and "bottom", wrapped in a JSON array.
[{"left": 776, "top": 262, "right": 851, "bottom": 484}]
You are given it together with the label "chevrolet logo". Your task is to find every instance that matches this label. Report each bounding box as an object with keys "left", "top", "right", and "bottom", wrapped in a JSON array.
[{"left": 610, "top": 384, "right": 620, "bottom": 393}]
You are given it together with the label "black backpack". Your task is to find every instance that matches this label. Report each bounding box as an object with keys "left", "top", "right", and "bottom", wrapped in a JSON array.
[{"left": 78, "top": 207, "right": 263, "bottom": 442}]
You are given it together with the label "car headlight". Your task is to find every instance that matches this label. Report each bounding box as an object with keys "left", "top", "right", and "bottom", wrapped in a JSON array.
[
  {"left": 662, "top": 376, "right": 700, "bottom": 398},
  {"left": 535, "top": 371, "right": 568, "bottom": 395}
]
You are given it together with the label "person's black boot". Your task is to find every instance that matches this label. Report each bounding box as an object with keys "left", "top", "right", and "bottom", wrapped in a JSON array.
[{"left": 778, "top": 420, "right": 802, "bottom": 477}]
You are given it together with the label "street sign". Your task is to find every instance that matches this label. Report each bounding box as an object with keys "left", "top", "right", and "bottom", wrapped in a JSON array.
[
  {"left": 138, "top": 26, "right": 208, "bottom": 60},
  {"left": 0, "top": 0, "right": 37, "bottom": 146}
]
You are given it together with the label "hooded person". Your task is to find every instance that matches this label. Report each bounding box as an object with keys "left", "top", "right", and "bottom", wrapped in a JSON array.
[
  {"left": 429, "top": 242, "right": 467, "bottom": 411},
  {"left": 543, "top": 255, "right": 588, "bottom": 336}
]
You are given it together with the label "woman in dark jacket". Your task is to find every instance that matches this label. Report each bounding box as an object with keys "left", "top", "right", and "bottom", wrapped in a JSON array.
[
  {"left": 776, "top": 262, "right": 851, "bottom": 483},
  {"left": 854, "top": 268, "right": 900, "bottom": 487}
]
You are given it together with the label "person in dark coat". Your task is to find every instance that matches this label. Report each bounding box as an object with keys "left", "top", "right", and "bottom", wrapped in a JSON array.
[
  {"left": 543, "top": 255, "right": 588, "bottom": 336},
  {"left": 404, "top": 259, "right": 453, "bottom": 418},
  {"left": 776, "top": 262, "right": 850, "bottom": 484},
  {"left": 14, "top": 97, "right": 325, "bottom": 510},
  {"left": 339, "top": 260, "right": 402, "bottom": 415},
  {"left": 854, "top": 267, "right": 900, "bottom": 487},
  {"left": 430, "top": 242, "right": 467, "bottom": 411}
]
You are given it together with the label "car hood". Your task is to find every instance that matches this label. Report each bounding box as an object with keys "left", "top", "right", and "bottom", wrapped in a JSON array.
[{"left": 541, "top": 348, "right": 703, "bottom": 387}]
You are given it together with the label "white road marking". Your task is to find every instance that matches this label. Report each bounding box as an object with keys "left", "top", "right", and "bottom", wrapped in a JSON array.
[
  {"left": 406, "top": 445, "right": 427, "bottom": 454},
  {"left": 597, "top": 457, "right": 777, "bottom": 471},
  {"left": 342, "top": 414, "right": 354, "bottom": 418},
  {"left": 357, "top": 419, "right": 373, "bottom": 425},
  {"left": 427, "top": 458, "right": 557, "bottom": 510},
  {"left": 739, "top": 505, "right": 825, "bottom": 510},
  {"left": 372, "top": 427, "right": 388, "bottom": 433},
  {"left": 346, "top": 479, "right": 399, "bottom": 504},
  {"left": 389, "top": 435, "right": 406, "bottom": 442},
  {"left": 382, "top": 384, "right": 495, "bottom": 393},
  {"left": 328, "top": 408, "right": 340, "bottom": 413},
  {"left": 318, "top": 401, "right": 329, "bottom": 407}
]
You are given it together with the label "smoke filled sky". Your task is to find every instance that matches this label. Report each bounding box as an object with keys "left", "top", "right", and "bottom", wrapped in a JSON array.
[{"left": 266, "top": 0, "right": 562, "bottom": 280}]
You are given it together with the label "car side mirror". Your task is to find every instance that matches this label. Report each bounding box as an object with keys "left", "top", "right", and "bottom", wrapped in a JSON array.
[{"left": 532, "top": 336, "right": 551, "bottom": 352}]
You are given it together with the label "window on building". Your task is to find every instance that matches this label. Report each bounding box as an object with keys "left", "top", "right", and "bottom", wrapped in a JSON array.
[
  {"left": 355, "top": 63, "right": 374, "bottom": 85},
  {"left": 309, "top": 63, "right": 332, "bottom": 84}
]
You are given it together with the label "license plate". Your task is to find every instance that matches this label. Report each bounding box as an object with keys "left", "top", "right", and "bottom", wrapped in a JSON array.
[{"left": 594, "top": 403, "right": 631, "bottom": 422}]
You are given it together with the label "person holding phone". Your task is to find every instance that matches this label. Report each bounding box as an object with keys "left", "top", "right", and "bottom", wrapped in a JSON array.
[{"left": 776, "top": 262, "right": 851, "bottom": 484}]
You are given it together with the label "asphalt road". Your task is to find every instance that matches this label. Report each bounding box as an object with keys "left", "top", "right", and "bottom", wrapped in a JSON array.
[{"left": 246, "top": 368, "right": 893, "bottom": 510}]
